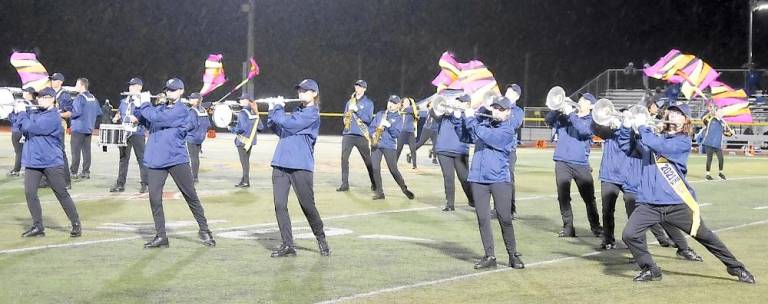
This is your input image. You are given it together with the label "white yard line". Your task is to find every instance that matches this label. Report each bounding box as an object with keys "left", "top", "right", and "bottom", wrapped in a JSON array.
[
  {"left": 754, "top": 206, "right": 768, "bottom": 210},
  {"left": 316, "top": 219, "right": 768, "bottom": 304}
]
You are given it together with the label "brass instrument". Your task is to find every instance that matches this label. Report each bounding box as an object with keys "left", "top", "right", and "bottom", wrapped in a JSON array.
[
  {"left": 343, "top": 93, "right": 356, "bottom": 131},
  {"left": 431, "top": 95, "right": 495, "bottom": 120},
  {"left": 545, "top": 86, "right": 580, "bottom": 113},
  {"left": 702, "top": 111, "right": 734, "bottom": 137},
  {"left": 592, "top": 98, "right": 675, "bottom": 130}
]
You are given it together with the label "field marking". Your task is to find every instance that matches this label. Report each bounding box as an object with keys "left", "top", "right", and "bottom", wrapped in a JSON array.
[
  {"left": 359, "top": 235, "right": 436, "bottom": 243},
  {"left": 316, "top": 219, "right": 768, "bottom": 304},
  {"left": 754, "top": 206, "right": 768, "bottom": 210}
]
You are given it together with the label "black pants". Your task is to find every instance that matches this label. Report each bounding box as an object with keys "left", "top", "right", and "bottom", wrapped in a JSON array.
[
  {"left": 622, "top": 203, "right": 744, "bottom": 271},
  {"left": 11, "top": 132, "right": 23, "bottom": 172},
  {"left": 60, "top": 129, "right": 71, "bottom": 185},
  {"left": 601, "top": 182, "right": 688, "bottom": 248},
  {"left": 237, "top": 146, "right": 252, "bottom": 183},
  {"left": 472, "top": 182, "right": 517, "bottom": 257},
  {"left": 371, "top": 148, "right": 408, "bottom": 195},
  {"left": 340, "top": 134, "right": 375, "bottom": 187},
  {"left": 437, "top": 153, "right": 473, "bottom": 208},
  {"left": 508, "top": 150, "right": 517, "bottom": 214},
  {"left": 24, "top": 166, "right": 80, "bottom": 229},
  {"left": 396, "top": 131, "right": 417, "bottom": 168},
  {"left": 704, "top": 146, "right": 724, "bottom": 172},
  {"left": 554, "top": 161, "right": 601, "bottom": 231},
  {"left": 147, "top": 163, "right": 210, "bottom": 237},
  {"left": 272, "top": 167, "right": 326, "bottom": 246},
  {"left": 70, "top": 132, "right": 92, "bottom": 175},
  {"left": 187, "top": 142, "right": 201, "bottom": 180},
  {"left": 412, "top": 128, "right": 437, "bottom": 160},
  {"left": 116, "top": 134, "right": 148, "bottom": 186}
]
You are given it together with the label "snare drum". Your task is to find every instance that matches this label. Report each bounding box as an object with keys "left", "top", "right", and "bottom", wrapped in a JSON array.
[
  {"left": 99, "top": 124, "right": 130, "bottom": 151},
  {"left": 212, "top": 103, "right": 237, "bottom": 128}
]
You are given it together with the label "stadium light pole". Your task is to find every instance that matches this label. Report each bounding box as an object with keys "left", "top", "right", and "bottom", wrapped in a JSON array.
[
  {"left": 748, "top": 0, "right": 768, "bottom": 68},
  {"left": 242, "top": 0, "right": 256, "bottom": 96}
]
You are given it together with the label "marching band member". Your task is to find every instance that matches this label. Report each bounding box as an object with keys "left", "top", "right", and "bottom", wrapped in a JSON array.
[
  {"left": 701, "top": 103, "right": 732, "bottom": 180},
  {"left": 504, "top": 84, "right": 525, "bottom": 219},
  {"left": 110, "top": 78, "right": 148, "bottom": 193},
  {"left": 409, "top": 104, "right": 439, "bottom": 165},
  {"left": 370, "top": 95, "right": 415, "bottom": 200},
  {"left": 136, "top": 78, "right": 215, "bottom": 248},
  {"left": 544, "top": 93, "right": 602, "bottom": 237},
  {"left": 7, "top": 87, "right": 35, "bottom": 177},
  {"left": 47, "top": 72, "right": 72, "bottom": 188},
  {"left": 337, "top": 80, "right": 376, "bottom": 192},
  {"left": 17, "top": 87, "right": 81, "bottom": 238},
  {"left": 69, "top": 78, "right": 102, "bottom": 180},
  {"left": 230, "top": 93, "right": 264, "bottom": 188},
  {"left": 434, "top": 92, "right": 474, "bottom": 211},
  {"left": 595, "top": 114, "right": 697, "bottom": 258},
  {"left": 266, "top": 79, "right": 329, "bottom": 257},
  {"left": 396, "top": 97, "right": 418, "bottom": 169},
  {"left": 619, "top": 104, "right": 754, "bottom": 283},
  {"left": 186, "top": 92, "right": 210, "bottom": 184},
  {"left": 456, "top": 96, "right": 524, "bottom": 269}
]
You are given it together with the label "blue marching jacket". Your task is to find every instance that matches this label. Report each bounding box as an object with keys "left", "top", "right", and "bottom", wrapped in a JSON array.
[
  {"left": 18, "top": 108, "right": 64, "bottom": 168},
  {"left": 701, "top": 118, "right": 724, "bottom": 149},
  {"left": 370, "top": 110, "right": 402, "bottom": 150},
  {"left": 70, "top": 91, "right": 102, "bottom": 134},
  {"left": 597, "top": 128, "right": 628, "bottom": 185},
  {"left": 268, "top": 104, "right": 320, "bottom": 172},
  {"left": 456, "top": 115, "right": 516, "bottom": 183},
  {"left": 138, "top": 102, "right": 193, "bottom": 169},
  {"left": 9, "top": 100, "right": 33, "bottom": 133},
  {"left": 618, "top": 126, "right": 695, "bottom": 205},
  {"left": 118, "top": 98, "right": 146, "bottom": 136},
  {"left": 433, "top": 110, "right": 469, "bottom": 155},
  {"left": 186, "top": 106, "right": 210, "bottom": 145},
  {"left": 545, "top": 111, "right": 593, "bottom": 166},
  {"left": 342, "top": 96, "right": 374, "bottom": 136},
  {"left": 55, "top": 90, "right": 73, "bottom": 113},
  {"left": 400, "top": 106, "right": 416, "bottom": 133},
  {"left": 616, "top": 127, "right": 644, "bottom": 194},
  {"left": 232, "top": 109, "right": 264, "bottom": 147}
]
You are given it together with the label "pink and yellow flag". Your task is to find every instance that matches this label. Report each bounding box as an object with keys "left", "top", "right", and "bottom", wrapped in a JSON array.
[
  {"left": 10, "top": 52, "right": 50, "bottom": 90},
  {"left": 709, "top": 81, "right": 752, "bottom": 123},
  {"left": 430, "top": 51, "right": 500, "bottom": 107},
  {"left": 644, "top": 49, "right": 718, "bottom": 100},
  {"left": 200, "top": 54, "right": 226, "bottom": 97}
]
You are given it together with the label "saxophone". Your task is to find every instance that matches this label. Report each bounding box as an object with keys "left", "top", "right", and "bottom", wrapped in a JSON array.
[
  {"left": 343, "top": 93, "right": 356, "bottom": 131},
  {"left": 371, "top": 112, "right": 388, "bottom": 147}
]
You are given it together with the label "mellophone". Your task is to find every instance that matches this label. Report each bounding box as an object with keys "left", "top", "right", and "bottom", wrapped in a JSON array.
[{"left": 211, "top": 97, "right": 302, "bottom": 128}]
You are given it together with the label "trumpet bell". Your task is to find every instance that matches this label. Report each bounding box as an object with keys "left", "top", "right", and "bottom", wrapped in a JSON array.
[
  {"left": 592, "top": 98, "right": 618, "bottom": 126},
  {"left": 546, "top": 86, "right": 567, "bottom": 111},
  {"left": 431, "top": 95, "right": 452, "bottom": 116},
  {"left": 628, "top": 104, "right": 651, "bottom": 123}
]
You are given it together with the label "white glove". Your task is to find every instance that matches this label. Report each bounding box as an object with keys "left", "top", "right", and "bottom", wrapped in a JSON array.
[
  {"left": 348, "top": 103, "right": 359, "bottom": 112},
  {"left": 609, "top": 117, "right": 621, "bottom": 129},
  {"left": 632, "top": 116, "right": 648, "bottom": 131},
  {"left": 562, "top": 103, "right": 574, "bottom": 115},
  {"left": 464, "top": 108, "right": 476, "bottom": 118},
  {"left": 382, "top": 118, "right": 391, "bottom": 128},
  {"left": 14, "top": 102, "right": 26, "bottom": 113},
  {"left": 453, "top": 110, "right": 462, "bottom": 119}
]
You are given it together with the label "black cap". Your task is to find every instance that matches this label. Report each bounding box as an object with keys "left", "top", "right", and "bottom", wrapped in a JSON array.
[
  {"left": 354, "top": 79, "right": 368, "bottom": 88},
  {"left": 163, "top": 78, "right": 184, "bottom": 91},
  {"left": 49, "top": 73, "right": 64, "bottom": 81},
  {"left": 188, "top": 92, "right": 202, "bottom": 100},
  {"left": 37, "top": 87, "right": 56, "bottom": 97},
  {"left": 128, "top": 77, "right": 143, "bottom": 86},
  {"left": 22, "top": 87, "right": 36, "bottom": 94},
  {"left": 295, "top": 79, "right": 319, "bottom": 92},
  {"left": 388, "top": 95, "right": 401, "bottom": 104}
]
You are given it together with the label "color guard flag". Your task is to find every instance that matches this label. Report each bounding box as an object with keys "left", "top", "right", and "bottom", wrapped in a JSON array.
[
  {"left": 10, "top": 52, "right": 50, "bottom": 90},
  {"left": 200, "top": 54, "right": 226, "bottom": 96}
]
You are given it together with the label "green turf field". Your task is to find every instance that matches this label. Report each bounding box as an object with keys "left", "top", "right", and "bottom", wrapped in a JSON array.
[{"left": 0, "top": 132, "right": 766, "bottom": 303}]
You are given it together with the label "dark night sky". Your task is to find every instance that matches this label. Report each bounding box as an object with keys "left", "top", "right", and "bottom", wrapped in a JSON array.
[{"left": 1, "top": 0, "right": 765, "bottom": 132}]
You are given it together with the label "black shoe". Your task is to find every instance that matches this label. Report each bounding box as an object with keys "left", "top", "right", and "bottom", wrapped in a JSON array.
[
  {"left": 718, "top": 173, "right": 727, "bottom": 180},
  {"left": 372, "top": 193, "right": 385, "bottom": 200},
  {"left": 110, "top": 184, "right": 125, "bottom": 192},
  {"left": 336, "top": 184, "right": 349, "bottom": 192},
  {"left": 7, "top": 170, "right": 19, "bottom": 177},
  {"left": 412, "top": 165, "right": 417, "bottom": 170},
  {"left": 727, "top": 267, "right": 756, "bottom": 284},
  {"left": 402, "top": 188, "right": 415, "bottom": 200},
  {"left": 598, "top": 242, "right": 617, "bottom": 250},
  {"left": 657, "top": 237, "right": 676, "bottom": 248},
  {"left": 139, "top": 183, "right": 148, "bottom": 194},
  {"left": 406, "top": 153, "right": 412, "bottom": 163},
  {"left": 318, "top": 238, "right": 331, "bottom": 256},
  {"left": 591, "top": 226, "right": 604, "bottom": 237},
  {"left": 235, "top": 182, "right": 250, "bottom": 188},
  {"left": 70, "top": 222, "right": 82, "bottom": 237},
  {"left": 199, "top": 231, "right": 216, "bottom": 247},
  {"left": 511, "top": 212, "right": 518, "bottom": 220},
  {"left": 705, "top": 174, "right": 713, "bottom": 180},
  {"left": 474, "top": 256, "right": 497, "bottom": 269},
  {"left": 21, "top": 226, "right": 45, "bottom": 237},
  {"left": 270, "top": 244, "right": 297, "bottom": 258},
  {"left": 509, "top": 255, "right": 525, "bottom": 269},
  {"left": 65, "top": 183, "right": 71, "bottom": 190},
  {"left": 442, "top": 206, "right": 455, "bottom": 212},
  {"left": 633, "top": 267, "right": 662, "bottom": 282},
  {"left": 38, "top": 179, "right": 50, "bottom": 188},
  {"left": 432, "top": 158, "right": 438, "bottom": 165},
  {"left": 676, "top": 248, "right": 703, "bottom": 262},
  {"left": 143, "top": 236, "right": 169, "bottom": 248},
  {"left": 468, "top": 201, "right": 475, "bottom": 208},
  {"left": 558, "top": 229, "right": 576, "bottom": 238},
  {"left": 79, "top": 173, "right": 90, "bottom": 179},
  {"left": 428, "top": 150, "right": 434, "bottom": 159},
  {"left": 71, "top": 174, "right": 80, "bottom": 181}
]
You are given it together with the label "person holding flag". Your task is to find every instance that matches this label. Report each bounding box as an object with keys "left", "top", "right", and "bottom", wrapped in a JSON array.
[{"left": 230, "top": 92, "right": 264, "bottom": 188}]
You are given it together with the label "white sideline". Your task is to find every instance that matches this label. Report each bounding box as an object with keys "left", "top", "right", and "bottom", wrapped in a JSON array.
[{"left": 316, "top": 219, "right": 768, "bottom": 304}]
